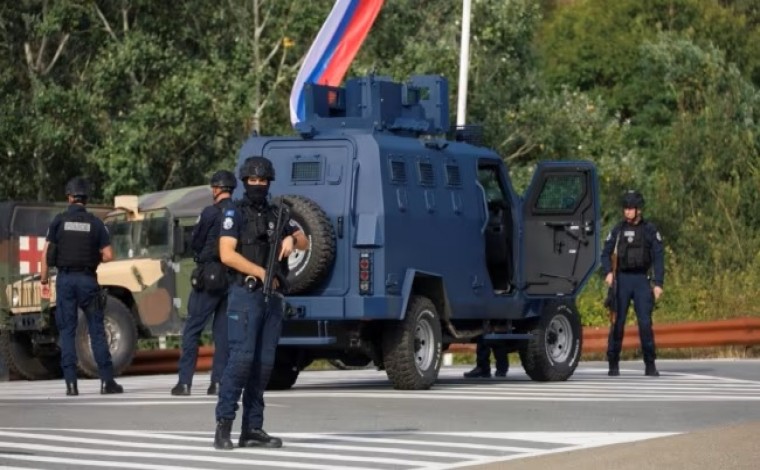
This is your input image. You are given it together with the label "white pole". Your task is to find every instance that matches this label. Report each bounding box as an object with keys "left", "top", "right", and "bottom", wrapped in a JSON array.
[{"left": 456, "top": 0, "right": 472, "bottom": 127}]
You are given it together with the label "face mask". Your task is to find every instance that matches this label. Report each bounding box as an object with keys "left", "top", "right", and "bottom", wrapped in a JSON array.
[{"left": 244, "top": 183, "right": 269, "bottom": 205}]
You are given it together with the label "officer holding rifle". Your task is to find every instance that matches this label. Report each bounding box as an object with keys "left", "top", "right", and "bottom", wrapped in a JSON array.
[{"left": 212, "top": 156, "right": 306, "bottom": 450}]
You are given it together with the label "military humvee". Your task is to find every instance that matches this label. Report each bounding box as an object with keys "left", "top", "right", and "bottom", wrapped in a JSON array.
[
  {"left": 239, "top": 74, "right": 601, "bottom": 390},
  {"left": 0, "top": 187, "right": 211, "bottom": 379}
]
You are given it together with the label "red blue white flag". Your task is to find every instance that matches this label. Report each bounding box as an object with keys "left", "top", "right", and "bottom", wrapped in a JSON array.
[{"left": 290, "top": 0, "right": 384, "bottom": 126}]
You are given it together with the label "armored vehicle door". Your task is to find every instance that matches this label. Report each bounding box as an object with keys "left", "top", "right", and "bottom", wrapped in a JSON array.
[{"left": 521, "top": 162, "right": 599, "bottom": 296}]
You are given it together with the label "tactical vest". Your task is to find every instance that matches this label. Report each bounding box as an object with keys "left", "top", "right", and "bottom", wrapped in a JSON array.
[
  {"left": 617, "top": 222, "right": 651, "bottom": 271},
  {"left": 55, "top": 209, "right": 101, "bottom": 269},
  {"left": 236, "top": 202, "right": 291, "bottom": 280},
  {"left": 237, "top": 202, "right": 279, "bottom": 267},
  {"left": 197, "top": 199, "right": 234, "bottom": 264}
]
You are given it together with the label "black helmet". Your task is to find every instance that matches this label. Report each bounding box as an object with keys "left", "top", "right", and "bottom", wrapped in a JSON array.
[
  {"left": 65, "top": 177, "right": 90, "bottom": 198},
  {"left": 210, "top": 170, "right": 237, "bottom": 190},
  {"left": 238, "top": 156, "right": 275, "bottom": 181},
  {"left": 621, "top": 190, "right": 645, "bottom": 209}
]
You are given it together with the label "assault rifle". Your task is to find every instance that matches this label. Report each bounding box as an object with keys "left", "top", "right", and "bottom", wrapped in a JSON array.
[
  {"left": 604, "top": 231, "right": 622, "bottom": 325},
  {"left": 262, "top": 198, "right": 291, "bottom": 304}
]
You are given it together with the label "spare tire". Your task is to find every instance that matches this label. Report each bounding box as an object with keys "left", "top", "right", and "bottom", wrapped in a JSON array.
[{"left": 279, "top": 195, "right": 336, "bottom": 294}]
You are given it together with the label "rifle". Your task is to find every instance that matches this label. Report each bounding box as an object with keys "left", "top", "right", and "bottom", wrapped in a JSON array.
[
  {"left": 262, "top": 198, "right": 291, "bottom": 304},
  {"left": 604, "top": 231, "right": 622, "bottom": 325}
]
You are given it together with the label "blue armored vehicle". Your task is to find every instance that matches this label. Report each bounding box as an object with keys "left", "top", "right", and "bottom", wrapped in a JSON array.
[{"left": 236, "top": 75, "right": 600, "bottom": 390}]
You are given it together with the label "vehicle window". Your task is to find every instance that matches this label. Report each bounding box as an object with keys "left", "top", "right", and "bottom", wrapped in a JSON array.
[
  {"left": 535, "top": 174, "right": 583, "bottom": 212},
  {"left": 11, "top": 207, "right": 61, "bottom": 236},
  {"left": 105, "top": 209, "right": 169, "bottom": 259},
  {"left": 477, "top": 166, "right": 507, "bottom": 206}
]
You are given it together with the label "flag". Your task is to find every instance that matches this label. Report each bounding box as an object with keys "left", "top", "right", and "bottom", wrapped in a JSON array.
[{"left": 290, "top": 0, "right": 384, "bottom": 126}]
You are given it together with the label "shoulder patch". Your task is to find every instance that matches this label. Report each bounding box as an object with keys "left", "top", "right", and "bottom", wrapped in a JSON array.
[
  {"left": 223, "top": 217, "right": 234, "bottom": 230},
  {"left": 656, "top": 231, "right": 662, "bottom": 242},
  {"left": 605, "top": 231, "right": 612, "bottom": 242}
]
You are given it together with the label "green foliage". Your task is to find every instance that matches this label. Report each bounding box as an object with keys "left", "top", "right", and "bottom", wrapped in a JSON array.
[{"left": 2, "top": 0, "right": 760, "bottom": 329}]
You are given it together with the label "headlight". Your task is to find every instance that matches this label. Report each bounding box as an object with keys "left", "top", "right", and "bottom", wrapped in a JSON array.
[{"left": 11, "top": 288, "right": 19, "bottom": 307}]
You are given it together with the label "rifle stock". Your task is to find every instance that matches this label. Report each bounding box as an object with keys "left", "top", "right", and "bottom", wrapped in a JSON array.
[{"left": 262, "top": 198, "right": 291, "bottom": 304}]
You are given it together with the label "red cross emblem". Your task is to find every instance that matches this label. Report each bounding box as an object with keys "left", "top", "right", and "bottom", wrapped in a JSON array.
[{"left": 19, "top": 236, "right": 45, "bottom": 274}]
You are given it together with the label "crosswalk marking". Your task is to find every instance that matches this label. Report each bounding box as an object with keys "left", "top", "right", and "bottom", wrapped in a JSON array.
[
  {"left": 2, "top": 367, "right": 760, "bottom": 406},
  {"left": 0, "top": 428, "right": 675, "bottom": 470}
]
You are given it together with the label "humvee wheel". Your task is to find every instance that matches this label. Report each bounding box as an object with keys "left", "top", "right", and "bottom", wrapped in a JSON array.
[
  {"left": 382, "top": 295, "right": 442, "bottom": 390},
  {"left": 76, "top": 296, "right": 137, "bottom": 378},
  {"left": 281, "top": 195, "right": 336, "bottom": 294},
  {"left": 0, "top": 331, "right": 61, "bottom": 380},
  {"left": 519, "top": 302, "right": 582, "bottom": 381},
  {"left": 266, "top": 349, "right": 300, "bottom": 390}
]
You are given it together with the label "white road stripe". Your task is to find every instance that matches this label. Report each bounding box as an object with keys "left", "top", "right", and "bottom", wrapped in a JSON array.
[
  {"left": 0, "top": 453, "right": 216, "bottom": 470},
  {"left": 265, "top": 433, "right": 538, "bottom": 452},
  {"left": 0, "top": 431, "right": 434, "bottom": 466},
  {"left": 0, "top": 441, "right": 368, "bottom": 470}
]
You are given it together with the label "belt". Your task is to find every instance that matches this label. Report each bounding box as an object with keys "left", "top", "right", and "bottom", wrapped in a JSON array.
[
  {"left": 58, "top": 267, "right": 95, "bottom": 274},
  {"left": 233, "top": 273, "right": 262, "bottom": 292}
]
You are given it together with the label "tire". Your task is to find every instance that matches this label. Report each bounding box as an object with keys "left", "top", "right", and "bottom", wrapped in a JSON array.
[
  {"left": 266, "top": 349, "right": 300, "bottom": 390},
  {"left": 280, "top": 195, "right": 336, "bottom": 294},
  {"left": 519, "top": 301, "right": 582, "bottom": 382},
  {"left": 0, "top": 330, "right": 61, "bottom": 380},
  {"left": 76, "top": 296, "right": 137, "bottom": 378},
  {"left": 382, "top": 295, "right": 442, "bottom": 390}
]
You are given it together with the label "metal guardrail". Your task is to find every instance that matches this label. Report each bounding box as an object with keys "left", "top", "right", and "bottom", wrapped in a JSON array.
[{"left": 121, "top": 318, "right": 760, "bottom": 376}]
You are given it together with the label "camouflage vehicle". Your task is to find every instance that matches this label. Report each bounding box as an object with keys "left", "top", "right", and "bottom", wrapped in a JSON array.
[{"left": 0, "top": 187, "right": 211, "bottom": 379}]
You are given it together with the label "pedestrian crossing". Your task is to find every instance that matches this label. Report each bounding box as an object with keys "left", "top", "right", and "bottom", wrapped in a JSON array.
[
  {"left": 0, "top": 427, "right": 674, "bottom": 469},
  {"left": 1, "top": 365, "right": 759, "bottom": 404}
]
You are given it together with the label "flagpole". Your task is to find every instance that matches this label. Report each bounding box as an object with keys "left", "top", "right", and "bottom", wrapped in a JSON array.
[{"left": 456, "top": 0, "right": 472, "bottom": 127}]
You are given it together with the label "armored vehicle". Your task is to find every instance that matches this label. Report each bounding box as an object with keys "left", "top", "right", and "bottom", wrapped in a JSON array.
[
  {"left": 0, "top": 187, "right": 211, "bottom": 379},
  {"left": 239, "top": 74, "right": 601, "bottom": 390}
]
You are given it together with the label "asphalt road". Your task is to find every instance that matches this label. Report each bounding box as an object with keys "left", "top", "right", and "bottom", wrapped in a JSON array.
[{"left": 0, "top": 359, "right": 758, "bottom": 469}]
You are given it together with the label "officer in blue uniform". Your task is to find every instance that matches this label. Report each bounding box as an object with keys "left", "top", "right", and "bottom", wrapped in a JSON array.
[
  {"left": 213, "top": 156, "right": 307, "bottom": 450},
  {"left": 40, "top": 177, "right": 124, "bottom": 396},
  {"left": 171, "top": 170, "right": 237, "bottom": 396},
  {"left": 463, "top": 337, "right": 509, "bottom": 378},
  {"left": 602, "top": 190, "right": 664, "bottom": 377}
]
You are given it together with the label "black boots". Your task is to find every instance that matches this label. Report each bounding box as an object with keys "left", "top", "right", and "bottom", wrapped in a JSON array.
[
  {"left": 66, "top": 381, "right": 79, "bottom": 396},
  {"left": 645, "top": 362, "right": 660, "bottom": 377},
  {"left": 214, "top": 419, "right": 234, "bottom": 450},
  {"left": 608, "top": 362, "right": 620, "bottom": 376},
  {"left": 101, "top": 379, "right": 124, "bottom": 394},
  {"left": 207, "top": 382, "right": 219, "bottom": 396},
  {"left": 239, "top": 428, "right": 283, "bottom": 448},
  {"left": 463, "top": 366, "right": 491, "bottom": 378},
  {"left": 171, "top": 383, "right": 191, "bottom": 396}
]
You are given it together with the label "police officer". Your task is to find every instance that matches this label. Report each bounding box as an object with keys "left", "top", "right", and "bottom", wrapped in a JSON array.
[
  {"left": 213, "top": 156, "right": 307, "bottom": 450},
  {"left": 171, "top": 170, "right": 237, "bottom": 396},
  {"left": 40, "top": 177, "right": 124, "bottom": 396},
  {"left": 602, "top": 190, "right": 664, "bottom": 377},
  {"left": 463, "top": 337, "right": 509, "bottom": 378}
]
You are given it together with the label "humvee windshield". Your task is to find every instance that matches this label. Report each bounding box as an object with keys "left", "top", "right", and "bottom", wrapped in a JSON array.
[{"left": 106, "top": 209, "right": 170, "bottom": 260}]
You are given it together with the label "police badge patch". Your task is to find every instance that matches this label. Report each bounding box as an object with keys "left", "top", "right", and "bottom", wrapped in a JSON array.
[{"left": 223, "top": 217, "right": 234, "bottom": 230}]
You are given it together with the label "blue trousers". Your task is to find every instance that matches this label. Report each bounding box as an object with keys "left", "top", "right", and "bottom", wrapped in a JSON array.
[
  {"left": 476, "top": 337, "right": 509, "bottom": 372},
  {"left": 177, "top": 288, "right": 229, "bottom": 385},
  {"left": 607, "top": 272, "right": 657, "bottom": 364},
  {"left": 55, "top": 271, "right": 113, "bottom": 383},
  {"left": 215, "top": 285, "right": 283, "bottom": 429}
]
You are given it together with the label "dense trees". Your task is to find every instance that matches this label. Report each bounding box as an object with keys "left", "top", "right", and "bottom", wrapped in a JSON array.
[{"left": 2, "top": 0, "right": 758, "bottom": 321}]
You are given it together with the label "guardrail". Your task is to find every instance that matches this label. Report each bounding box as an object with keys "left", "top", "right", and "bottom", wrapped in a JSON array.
[{"left": 122, "top": 317, "right": 760, "bottom": 376}]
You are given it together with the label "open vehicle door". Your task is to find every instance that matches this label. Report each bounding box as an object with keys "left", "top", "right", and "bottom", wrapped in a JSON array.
[{"left": 521, "top": 161, "right": 600, "bottom": 296}]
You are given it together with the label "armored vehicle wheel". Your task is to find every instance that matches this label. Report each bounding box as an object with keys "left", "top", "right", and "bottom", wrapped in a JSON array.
[
  {"left": 382, "top": 295, "right": 442, "bottom": 390},
  {"left": 281, "top": 195, "right": 336, "bottom": 294},
  {"left": 266, "top": 350, "right": 300, "bottom": 390},
  {"left": 76, "top": 296, "right": 137, "bottom": 378},
  {"left": 0, "top": 331, "right": 61, "bottom": 380},
  {"left": 519, "top": 302, "right": 582, "bottom": 381}
]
